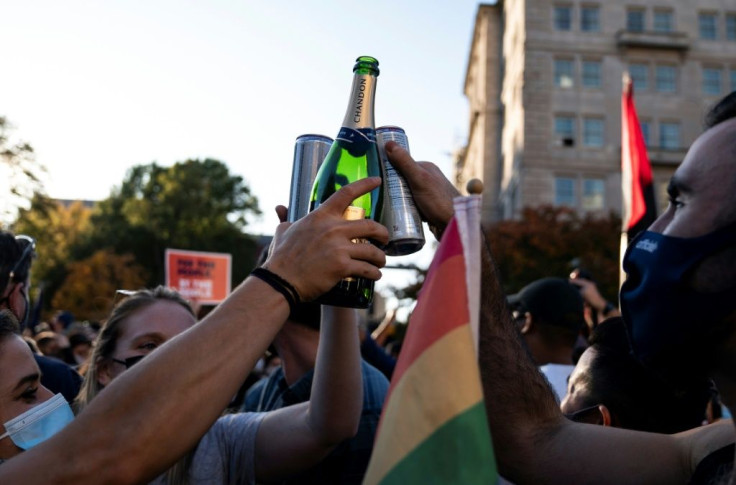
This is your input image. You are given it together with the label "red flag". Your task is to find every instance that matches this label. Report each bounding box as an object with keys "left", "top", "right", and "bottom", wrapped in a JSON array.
[{"left": 621, "top": 75, "right": 657, "bottom": 239}]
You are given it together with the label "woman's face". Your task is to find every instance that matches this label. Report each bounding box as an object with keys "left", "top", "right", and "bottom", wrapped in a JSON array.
[
  {"left": 97, "top": 300, "right": 196, "bottom": 386},
  {"left": 0, "top": 335, "right": 54, "bottom": 459}
]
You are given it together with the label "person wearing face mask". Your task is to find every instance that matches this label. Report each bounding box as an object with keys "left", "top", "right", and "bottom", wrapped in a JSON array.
[
  {"left": 0, "top": 310, "right": 75, "bottom": 464},
  {"left": 0, "top": 178, "right": 388, "bottom": 485},
  {"left": 0, "top": 232, "right": 82, "bottom": 403},
  {"left": 382, "top": 91, "right": 736, "bottom": 484},
  {"left": 73, "top": 286, "right": 364, "bottom": 485}
]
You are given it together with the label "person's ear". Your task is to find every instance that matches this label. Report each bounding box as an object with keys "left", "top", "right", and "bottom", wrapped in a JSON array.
[
  {"left": 598, "top": 404, "right": 613, "bottom": 427},
  {"left": 96, "top": 359, "right": 113, "bottom": 387},
  {"left": 520, "top": 313, "right": 533, "bottom": 334}
]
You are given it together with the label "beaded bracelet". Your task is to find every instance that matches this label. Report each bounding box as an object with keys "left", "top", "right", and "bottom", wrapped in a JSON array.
[{"left": 250, "top": 267, "right": 301, "bottom": 313}]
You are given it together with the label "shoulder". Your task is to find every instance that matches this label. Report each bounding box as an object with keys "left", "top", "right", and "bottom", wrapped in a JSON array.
[
  {"left": 197, "top": 413, "right": 267, "bottom": 453},
  {"left": 360, "top": 360, "right": 389, "bottom": 407},
  {"left": 678, "top": 420, "right": 736, "bottom": 473}
]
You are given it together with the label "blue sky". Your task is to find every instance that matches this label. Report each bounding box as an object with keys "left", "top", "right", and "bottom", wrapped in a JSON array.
[{"left": 0, "top": 1, "right": 486, "bottom": 296}]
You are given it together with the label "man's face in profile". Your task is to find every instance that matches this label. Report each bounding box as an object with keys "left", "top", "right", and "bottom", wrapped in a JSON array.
[{"left": 649, "top": 118, "right": 736, "bottom": 240}]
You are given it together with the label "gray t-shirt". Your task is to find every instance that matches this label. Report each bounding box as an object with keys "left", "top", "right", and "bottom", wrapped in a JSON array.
[{"left": 150, "top": 412, "right": 265, "bottom": 485}]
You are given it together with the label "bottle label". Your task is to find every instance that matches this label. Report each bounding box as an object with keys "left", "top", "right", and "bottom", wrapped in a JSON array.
[
  {"left": 342, "top": 205, "right": 367, "bottom": 282},
  {"left": 336, "top": 127, "right": 376, "bottom": 158}
]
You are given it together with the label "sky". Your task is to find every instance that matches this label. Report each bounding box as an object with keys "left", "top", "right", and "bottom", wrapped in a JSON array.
[{"left": 0, "top": 1, "right": 486, "bottom": 303}]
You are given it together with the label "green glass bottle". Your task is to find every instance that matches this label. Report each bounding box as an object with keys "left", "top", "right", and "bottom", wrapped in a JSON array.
[{"left": 309, "top": 56, "right": 382, "bottom": 309}]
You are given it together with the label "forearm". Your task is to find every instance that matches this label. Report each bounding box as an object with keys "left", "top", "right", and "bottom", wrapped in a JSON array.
[
  {"left": 477, "top": 233, "right": 695, "bottom": 484},
  {"left": 477, "top": 231, "right": 563, "bottom": 477},
  {"left": 254, "top": 306, "right": 362, "bottom": 482},
  {"left": 2, "top": 277, "right": 290, "bottom": 485},
  {"left": 309, "top": 306, "right": 362, "bottom": 442}
]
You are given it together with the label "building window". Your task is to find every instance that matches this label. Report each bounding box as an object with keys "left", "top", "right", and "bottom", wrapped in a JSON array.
[
  {"left": 727, "top": 14, "right": 736, "bottom": 41},
  {"left": 699, "top": 12, "right": 718, "bottom": 40},
  {"left": 703, "top": 67, "right": 722, "bottom": 95},
  {"left": 629, "top": 63, "right": 648, "bottom": 91},
  {"left": 582, "top": 61, "right": 601, "bottom": 88},
  {"left": 581, "top": 6, "right": 600, "bottom": 32},
  {"left": 554, "top": 59, "right": 575, "bottom": 88},
  {"left": 583, "top": 118, "right": 604, "bottom": 147},
  {"left": 555, "top": 177, "right": 576, "bottom": 207},
  {"left": 555, "top": 116, "right": 576, "bottom": 146},
  {"left": 627, "top": 9, "right": 645, "bottom": 32},
  {"left": 582, "top": 178, "right": 605, "bottom": 210},
  {"left": 554, "top": 5, "right": 573, "bottom": 31},
  {"left": 653, "top": 10, "right": 674, "bottom": 33},
  {"left": 640, "top": 121, "right": 651, "bottom": 147},
  {"left": 655, "top": 65, "right": 677, "bottom": 93},
  {"left": 659, "top": 122, "right": 680, "bottom": 150}
]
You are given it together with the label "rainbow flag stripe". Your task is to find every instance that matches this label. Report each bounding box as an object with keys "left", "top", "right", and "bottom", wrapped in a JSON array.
[{"left": 363, "top": 216, "right": 497, "bottom": 484}]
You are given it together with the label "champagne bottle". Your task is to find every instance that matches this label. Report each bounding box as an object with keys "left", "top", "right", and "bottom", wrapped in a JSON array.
[{"left": 309, "top": 55, "right": 382, "bottom": 309}]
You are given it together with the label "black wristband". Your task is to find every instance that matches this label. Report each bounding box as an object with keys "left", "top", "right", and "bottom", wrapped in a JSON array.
[{"left": 250, "top": 267, "right": 301, "bottom": 313}]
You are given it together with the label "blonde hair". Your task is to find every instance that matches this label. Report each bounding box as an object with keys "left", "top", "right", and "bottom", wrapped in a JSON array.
[
  {"left": 74, "top": 286, "right": 195, "bottom": 483},
  {"left": 75, "top": 286, "right": 194, "bottom": 411}
]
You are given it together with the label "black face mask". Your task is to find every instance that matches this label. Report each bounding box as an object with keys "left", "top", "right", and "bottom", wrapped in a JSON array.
[{"left": 620, "top": 221, "right": 736, "bottom": 379}]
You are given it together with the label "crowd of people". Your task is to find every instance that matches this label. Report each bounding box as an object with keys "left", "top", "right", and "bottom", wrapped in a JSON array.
[{"left": 0, "top": 90, "right": 734, "bottom": 484}]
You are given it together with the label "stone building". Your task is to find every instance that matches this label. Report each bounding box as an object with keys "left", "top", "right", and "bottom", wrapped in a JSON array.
[{"left": 457, "top": 0, "right": 736, "bottom": 223}]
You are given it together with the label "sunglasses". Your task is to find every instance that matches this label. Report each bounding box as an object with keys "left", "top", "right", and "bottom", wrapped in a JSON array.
[
  {"left": 9, "top": 235, "right": 36, "bottom": 281},
  {"left": 111, "top": 354, "right": 147, "bottom": 369},
  {"left": 112, "top": 289, "right": 139, "bottom": 307}
]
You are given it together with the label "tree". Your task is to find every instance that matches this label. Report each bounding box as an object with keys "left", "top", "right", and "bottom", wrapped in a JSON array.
[
  {"left": 11, "top": 196, "right": 93, "bottom": 321},
  {"left": 0, "top": 116, "right": 46, "bottom": 226},
  {"left": 486, "top": 205, "right": 621, "bottom": 302},
  {"left": 80, "top": 158, "right": 261, "bottom": 288},
  {"left": 51, "top": 250, "right": 147, "bottom": 322}
]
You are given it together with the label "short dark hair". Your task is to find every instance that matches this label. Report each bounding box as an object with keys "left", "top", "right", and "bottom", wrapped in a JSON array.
[
  {"left": 704, "top": 91, "right": 736, "bottom": 129},
  {"left": 580, "top": 318, "right": 709, "bottom": 433},
  {"left": 0, "top": 309, "right": 20, "bottom": 342}
]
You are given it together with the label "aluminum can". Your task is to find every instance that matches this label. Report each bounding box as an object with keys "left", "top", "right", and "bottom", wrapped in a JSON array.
[
  {"left": 376, "top": 126, "right": 426, "bottom": 256},
  {"left": 287, "top": 134, "right": 333, "bottom": 222}
]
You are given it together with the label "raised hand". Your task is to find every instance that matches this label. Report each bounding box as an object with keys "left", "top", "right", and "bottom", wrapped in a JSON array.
[
  {"left": 264, "top": 177, "right": 389, "bottom": 302},
  {"left": 385, "top": 141, "right": 460, "bottom": 239}
]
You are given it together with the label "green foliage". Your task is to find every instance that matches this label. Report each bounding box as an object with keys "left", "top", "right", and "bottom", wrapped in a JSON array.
[
  {"left": 12, "top": 197, "right": 94, "bottom": 319},
  {"left": 0, "top": 116, "right": 46, "bottom": 226},
  {"left": 79, "top": 158, "right": 261, "bottom": 290},
  {"left": 12, "top": 158, "right": 262, "bottom": 321}
]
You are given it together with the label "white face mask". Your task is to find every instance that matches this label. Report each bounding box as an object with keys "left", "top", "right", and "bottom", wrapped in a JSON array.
[{"left": 0, "top": 394, "right": 74, "bottom": 450}]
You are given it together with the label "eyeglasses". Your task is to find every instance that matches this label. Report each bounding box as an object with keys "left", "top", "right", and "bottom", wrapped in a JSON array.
[
  {"left": 111, "top": 354, "right": 146, "bottom": 369},
  {"left": 9, "top": 235, "right": 36, "bottom": 281},
  {"left": 564, "top": 404, "right": 602, "bottom": 423}
]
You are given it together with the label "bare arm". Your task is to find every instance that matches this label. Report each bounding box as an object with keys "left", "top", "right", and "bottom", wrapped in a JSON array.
[
  {"left": 254, "top": 306, "right": 362, "bottom": 482},
  {"left": 476, "top": 203, "right": 718, "bottom": 484},
  {"left": 0, "top": 178, "right": 388, "bottom": 485},
  {"left": 388, "top": 141, "right": 726, "bottom": 484}
]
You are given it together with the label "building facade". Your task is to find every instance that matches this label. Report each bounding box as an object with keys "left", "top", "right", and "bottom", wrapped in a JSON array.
[{"left": 457, "top": 0, "right": 736, "bottom": 223}]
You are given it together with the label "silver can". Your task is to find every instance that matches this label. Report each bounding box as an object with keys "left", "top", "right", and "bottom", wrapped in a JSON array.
[
  {"left": 287, "top": 134, "right": 333, "bottom": 223},
  {"left": 376, "top": 126, "right": 425, "bottom": 256}
]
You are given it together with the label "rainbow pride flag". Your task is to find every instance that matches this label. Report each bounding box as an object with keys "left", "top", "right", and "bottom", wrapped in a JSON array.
[{"left": 363, "top": 196, "right": 497, "bottom": 485}]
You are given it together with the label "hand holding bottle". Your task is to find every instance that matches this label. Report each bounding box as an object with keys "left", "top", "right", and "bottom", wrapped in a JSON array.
[
  {"left": 385, "top": 141, "right": 460, "bottom": 240},
  {"left": 264, "top": 177, "right": 389, "bottom": 302}
]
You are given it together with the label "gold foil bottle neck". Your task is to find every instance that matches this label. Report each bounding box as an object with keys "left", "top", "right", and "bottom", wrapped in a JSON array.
[{"left": 342, "top": 205, "right": 366, "bottom": 221}]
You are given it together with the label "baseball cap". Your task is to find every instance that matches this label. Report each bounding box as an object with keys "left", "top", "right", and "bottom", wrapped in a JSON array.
[{"left": 507, "top": 277, "right": 585, "bottom": 332}]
